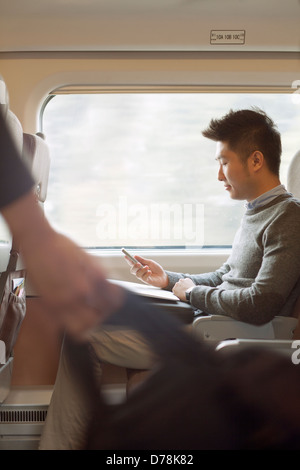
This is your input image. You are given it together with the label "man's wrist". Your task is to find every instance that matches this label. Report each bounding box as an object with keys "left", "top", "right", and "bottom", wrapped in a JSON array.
[{"left": 185, "top": 286, "right": 194, "bottom": 303}]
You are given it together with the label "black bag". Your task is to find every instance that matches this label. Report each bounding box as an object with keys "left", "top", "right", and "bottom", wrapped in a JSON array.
[
  {"left": 66, "top": 291, "right": 300, "bottom": 450},
  {"left": 0, "top": 245, "right": 26, "bottom": 363}
]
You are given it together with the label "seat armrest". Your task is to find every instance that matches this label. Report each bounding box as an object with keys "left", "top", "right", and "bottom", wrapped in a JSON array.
[
  {"left": 192, "top": 315, "right": 298, "bottom": 345},
  {"left": 193, "top": 315, "right": 275, "bottom": 344},
  {"left": 216, "top": 338, "right": 294, "bottom": 358}
]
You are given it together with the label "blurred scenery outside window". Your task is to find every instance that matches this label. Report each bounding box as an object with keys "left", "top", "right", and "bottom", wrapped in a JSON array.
[{"left": 38, "top": 91, "right": 300, "bottom": 249}]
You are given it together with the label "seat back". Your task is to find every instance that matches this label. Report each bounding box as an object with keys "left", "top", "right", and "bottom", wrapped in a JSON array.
[
  {"left": 287, "top": 150, "right": 300, "bottom": 337},
  {"left": 0, "top": 80, "right": 51, "bottom": 402},
  {"left": 0, "top": 105, "right": 26, "bottom": 402},
  {"left": 23, "top": 133, "right": 50, "bottom": 204},
  {"left": 6, "top": 110, "right": 23, "bottom": 157},
  {"left": 0, "top": 75, "right": 9, "bottom": 117},
  {"left": 0, "top": 109, "right": 24, "bottom": 273},
  {"left": 287, "top": 150, "right": 300, "bottom": 199}
]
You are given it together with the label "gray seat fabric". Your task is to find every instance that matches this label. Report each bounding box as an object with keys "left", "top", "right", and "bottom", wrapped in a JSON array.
[
  {"left": 0, "top": 78, "right": 51, "bottom": 403},
  {"left": 23, "top": 133, "right": 50, "bottom": 203},
  {"left": 287, "top": 150, "right": 300, "bottom": 198}
]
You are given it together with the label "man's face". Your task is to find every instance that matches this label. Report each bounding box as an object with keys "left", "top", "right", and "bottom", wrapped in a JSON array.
[{"left": 215, "top": 141, "right": 255, "bottom": 202}]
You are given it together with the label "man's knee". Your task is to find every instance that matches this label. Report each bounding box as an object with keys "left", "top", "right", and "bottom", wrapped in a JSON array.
[{"left": 89, "top": 327, "right": 154, "bottom": 369}]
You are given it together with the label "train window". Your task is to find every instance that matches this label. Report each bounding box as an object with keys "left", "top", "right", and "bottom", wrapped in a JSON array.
[{"left": 42, "top": 89, "right": 299, "bottom": 250}]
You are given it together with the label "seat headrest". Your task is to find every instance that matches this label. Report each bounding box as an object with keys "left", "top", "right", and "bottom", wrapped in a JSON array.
[
  {"left": 0, "top": 78, "right": 50, "bottom": 203},
  {"left": 23, "top": 133, "right": 50, "bottom": 203},
  {"left": 0, "top": 76, "right": 9, "bottom": 117},
  {"left": 287, "top": 150, "right": 300, "bottom": 199},
  {"left": 5, "top": 109, "right": 23, "bottom": 156}
]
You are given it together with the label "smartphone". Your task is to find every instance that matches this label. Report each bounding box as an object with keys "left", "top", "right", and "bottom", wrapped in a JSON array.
[{"left": 121, "top": 248, "right": 138, "bottom": 265}]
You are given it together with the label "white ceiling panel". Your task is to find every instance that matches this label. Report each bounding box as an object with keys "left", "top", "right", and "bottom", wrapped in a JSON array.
[{"left": 0, "top": 0, "right": 299, "bottom": 52}]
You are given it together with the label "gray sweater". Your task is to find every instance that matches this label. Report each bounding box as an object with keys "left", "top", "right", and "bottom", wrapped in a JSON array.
[{"left": 166, "top": 194, "right": 300, "bottom": 325}]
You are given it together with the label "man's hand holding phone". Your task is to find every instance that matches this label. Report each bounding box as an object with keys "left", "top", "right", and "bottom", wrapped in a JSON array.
[{"left": 122, "top": 248, "right": 169, "bottom": 288}]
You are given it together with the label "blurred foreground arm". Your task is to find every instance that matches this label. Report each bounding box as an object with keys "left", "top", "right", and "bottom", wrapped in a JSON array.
[{"left": 1, "top": 191, "right": 124, "bottom": 339}]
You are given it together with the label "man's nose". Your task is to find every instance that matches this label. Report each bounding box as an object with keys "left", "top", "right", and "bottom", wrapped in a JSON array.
[{"left": 218, "top": 166, "right": 224, "bottom": 181}]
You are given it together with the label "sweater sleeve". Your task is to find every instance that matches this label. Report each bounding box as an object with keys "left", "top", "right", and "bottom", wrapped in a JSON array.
[
  {"left": 165, "top": 263, "right": 230, "bottom": 290},
  {"left": 0, "top": 111, "right": 34, "bottom": 210}
]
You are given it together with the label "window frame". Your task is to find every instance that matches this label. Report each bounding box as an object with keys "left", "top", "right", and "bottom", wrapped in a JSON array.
[{"left": 39, "top": 84, "right": 296, "bottom": 254}]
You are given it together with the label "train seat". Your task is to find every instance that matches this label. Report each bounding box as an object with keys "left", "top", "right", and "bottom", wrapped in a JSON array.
[
  {"left": 192, "top": 314, "right": 298, "bottom": 346},
  {"left": 287, "top": 149, "right": 300, "bottom": 199},
  {"left": 23, "top": 132, "right": 50, "bottom": 204},
  {"left": 0, "top": 97, "right": 51, "bottom": 403},
  {"left": 0, "top": 76, "right": 9, "bottom": 117},
  {"left": 215, "top": 289, "right": 300, "bottom": 357},
  {"left": 0, "top": 108, "right": 25, "bottom": 403}
]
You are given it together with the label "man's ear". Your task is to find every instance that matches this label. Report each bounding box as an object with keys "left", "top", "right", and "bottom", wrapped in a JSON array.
[{"left": 250, "top": 151, "right": 264, "bottom": 171}]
